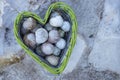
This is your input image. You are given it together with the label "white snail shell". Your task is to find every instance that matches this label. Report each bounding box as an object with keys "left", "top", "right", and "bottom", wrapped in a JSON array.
[
  {"left": 23, "top": 33, "right": 36, "bottom": 49},
  {"left": 23, "top": 17, "right": 36, "bottom": 30},
  {"left": 48, "top": 30, "right": 60, "bottom": 43},
  {"left": 46, "top": 55, "right": 59, "bottom": 66},
  {"left": 53, "top": 47, "right": 61, "bottom": 56},
  {"left": 44, "top": 23, "right": 53, "bottom": 31},
  {"left": 61, "top": 21, "right": 71, "bottom": 32},
  {"left": 56, "top": 38, "right": 66, "bottom": 49},
  {"left": 35, "top": 28, "right": 48, "bottom": 44},
  {"left": 50, "top": 12, "right": 60, "bottom": 17},
  {"left": 35, "top": 46, "right": 46, "bottom": 57},
  {"left": 49, "top": 15, "right": 63, "bottom": 27},
  {"left": 41, "top": 42, "right": 54, "bottom": 55}
]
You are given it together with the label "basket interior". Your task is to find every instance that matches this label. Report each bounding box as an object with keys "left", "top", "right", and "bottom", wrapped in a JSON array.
[{"left": 18, "top": 9, "right": 72, "bottom": 68}]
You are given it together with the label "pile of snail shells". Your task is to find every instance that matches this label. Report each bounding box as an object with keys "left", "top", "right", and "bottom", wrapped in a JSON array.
[{"left": 21, "top": 12, "right": 71, "bottom": 66}]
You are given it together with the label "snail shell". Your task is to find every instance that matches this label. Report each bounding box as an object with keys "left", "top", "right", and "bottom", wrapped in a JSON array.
[
  {"left": 35, "top": 46, "right": 46, "bottom": 57},
  {"left": 49, "top": 13, "right": 63, "bottom": 27},
  {"left": 48, "top": 30, "right": 60, "bottom": 43},
  {"left": 59, "top": 29, "right": 65, "bottom": 37},
  {"left": 44, "top": 23, "right": 53, "bottom": 31},
  {"left": 53, "top": 47, "right": 61, "bottom": 56},
  {"left": 56, "top": 38, "right": 66, "bottom": 49},
  {"left": 61, "top": 21, "right": 71, "bottom": 32},
  {"left": 50, "top": 12, "right": 60, "bottom": 17},
  {"left": 23, "top": 33, "right": 36, "bottom": 49},
  {"left": 41, "top": 42, "right": 54, "bottom": 55},
  {"left": 23, "top": 17, "right": 36, "bottom": 30},
  {"left": 46, "top": 55, "right": 59, "bottom": 66},
  {"left": 35, "top": 28, "right": 48, "bottom": 44}
]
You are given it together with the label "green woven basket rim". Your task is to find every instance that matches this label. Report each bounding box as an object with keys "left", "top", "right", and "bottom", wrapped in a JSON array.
[{"left": 14, "top": 2, "right": 77, "bottom": 74}]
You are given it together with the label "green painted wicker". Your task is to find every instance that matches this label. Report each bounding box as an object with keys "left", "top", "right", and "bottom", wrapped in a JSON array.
[{"left": 14, "top": 2, "right": 77, "bottom": 74}]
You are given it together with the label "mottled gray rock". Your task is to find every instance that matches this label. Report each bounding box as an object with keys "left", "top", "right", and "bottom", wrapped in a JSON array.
[
  {"left": 0, "top": 0, "right": 7, "bottom": 27},
  {"left": 89, "top": 0, "right": 120, "bottom": 74},
  {"left": 6, "top": 0, "right": 29, "bottom": 12},
  {"left": 0, "top": 2, "right": 22, "bottom": 57}
]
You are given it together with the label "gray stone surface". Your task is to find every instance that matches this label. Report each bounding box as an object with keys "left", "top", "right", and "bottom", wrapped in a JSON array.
[
  {"left": 63, "top": 34, "right": 87, "bottom": 74},
  {"left": 0, "top": 0, "right": 120, "bottom": 80},
  {"left": 89, "top": 0, "right": 120, "bottom": 74}
]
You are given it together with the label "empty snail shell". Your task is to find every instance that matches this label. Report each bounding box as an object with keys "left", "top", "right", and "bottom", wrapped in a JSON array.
[
  {"left": 23, "top": 33, "right": 36, "bottom": 49},
  {"left": 23, "top": 17, "right": 36, "bottom": 31},
  {"left": 61, "top": 21, "right": 71, "bottom": 32},
  {"left": 49, "top": 12, "right": 63, "bottom": 27},
  {"left": 53, "top": 47, "right": 61, "bottom": 56},
  {"left": 35, "top": 46, "right": 46, "bottom": 57},
  {"left": 41, "top": 42, "right": 55, "bottom": 55},
  {"left": 48, "top": 30, "right": 60, "bottom": 43},
  {"left": 56, "top": 38, "right": 66, "bottom": 49},
  {"left": 35, "top": 28, "right": 48, "bottom": 44},
  {"left": 44, "top": 23, "right": 53, "bottom": 31},
  {"left": 46, "top": 55, "right": 59, "bottom": 66}
]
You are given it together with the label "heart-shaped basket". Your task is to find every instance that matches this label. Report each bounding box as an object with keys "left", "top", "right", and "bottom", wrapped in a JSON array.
[{"left": 14, "top": 2, "right": 77, "bottom": 74}]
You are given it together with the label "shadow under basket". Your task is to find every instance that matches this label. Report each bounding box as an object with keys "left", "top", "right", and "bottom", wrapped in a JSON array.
[{"left": 14, "top": 2, "right": 77, "bottom": 74}]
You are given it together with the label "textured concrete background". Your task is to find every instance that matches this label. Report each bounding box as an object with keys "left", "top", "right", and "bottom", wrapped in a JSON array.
[{"left": 0, "top": 0, "right": 120, "bottom": 80}]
